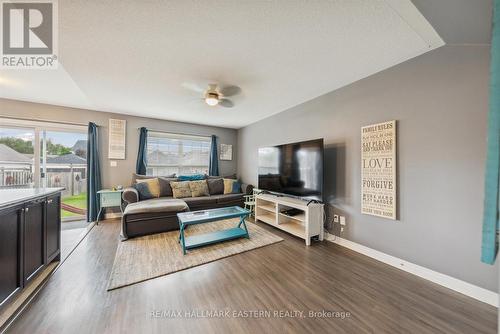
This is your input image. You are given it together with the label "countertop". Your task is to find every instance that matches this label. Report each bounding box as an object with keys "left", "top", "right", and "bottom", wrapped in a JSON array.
[{"left": 0, "top": 188, "right": 65, "bottom": 209}]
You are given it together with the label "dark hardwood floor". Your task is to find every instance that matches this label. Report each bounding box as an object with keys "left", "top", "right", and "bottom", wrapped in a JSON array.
[{"left": 5, "top": 219, "right": 497, "bottom": 334}]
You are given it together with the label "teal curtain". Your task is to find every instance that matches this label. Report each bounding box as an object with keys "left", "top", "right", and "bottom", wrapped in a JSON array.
[
  {"left": 481, "top": 0, "right": 500, "bottom": 265},
  {"left": 209, "top": 135, "right": 219, "bottom": 176},
  {"left": 86, "top": 122, "right": 102, "bottom": 222},
  {"left": 136, "top": 127, "right": 148, "bottom": 175}
]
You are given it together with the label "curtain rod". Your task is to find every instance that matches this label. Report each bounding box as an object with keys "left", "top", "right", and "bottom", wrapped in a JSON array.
[
  {"left": 1, "top": 116, "right": 88, "bottom": 127},
  {"left": 138, "top": 127, "right": 212, "bottom": 138}
]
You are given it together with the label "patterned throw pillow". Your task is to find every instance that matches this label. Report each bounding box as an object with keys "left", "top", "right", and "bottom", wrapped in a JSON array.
[
  {"left": 170, "top": 181, "right": 192, "bottom": 199},
  {"left": 223, "top": 178, "right": 241, "bottom": 194},
  {"left": 188, "top": 180, "right": 209, "bottom": 197},
  {"left": 134, "top": 178, "right": 161, "bottom": 200}
]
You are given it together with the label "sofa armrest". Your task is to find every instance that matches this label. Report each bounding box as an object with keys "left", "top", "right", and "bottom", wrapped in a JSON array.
[
  {"left": 241, "top": 183, "right": 254, "bottom": 196},
  {"left": 122, "top": 187, "right": 139, "bottom": 204}
]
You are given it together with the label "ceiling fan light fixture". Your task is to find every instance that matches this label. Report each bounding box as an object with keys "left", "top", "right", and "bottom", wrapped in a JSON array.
[{"left": 205, "top": 93, "right": 219, "bottom": 106}]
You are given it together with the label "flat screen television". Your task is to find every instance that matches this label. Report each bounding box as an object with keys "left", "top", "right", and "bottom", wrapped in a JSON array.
[{"left": 258, "top": 138, "right": 323, "bottom": 201}]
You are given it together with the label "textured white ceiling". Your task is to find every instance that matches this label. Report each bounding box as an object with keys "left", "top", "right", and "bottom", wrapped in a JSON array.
[
  {"left": 0, "top": 0, "right": 443, "bottom": 128},
  {"left": 412, "top": 0, "right": 492, "bottom": 44}
]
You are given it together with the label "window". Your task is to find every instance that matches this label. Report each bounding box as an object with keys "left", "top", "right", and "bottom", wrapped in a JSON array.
[{"left": 146, "top": 131, "right": 210, "bottom": 176}]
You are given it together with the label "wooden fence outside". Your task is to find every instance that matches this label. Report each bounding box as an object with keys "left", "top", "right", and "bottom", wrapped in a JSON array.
[
  {"left": 0, "top": 168, "right": 87, "bottom": 198},
  {"left": 0, "top": 168, "right": 33, "bottom": 188}
]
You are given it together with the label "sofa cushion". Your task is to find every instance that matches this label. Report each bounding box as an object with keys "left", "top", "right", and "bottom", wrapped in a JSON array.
[
  {"left": 183, "top": 196, "right": 218, "bottom": 207},
  {"left": 232, "top": 181, "right": 241, "bottom": 193},
  {"left": 188, "top": 180, "right": 209, "bottom": 197},
  {"left": 170, "top": 181, "right": 192, "bottom": 198},
  {"left": 207, "top": 178, "right": 224, "bottom": 195},
  {"left": 132, "top": 173, "right": 175, "bottom": 184},
  {"left": 134, "top": 179, "right": 161, "bottom": 200},
  {"left": 223, "top": 178, "right": 234, "bottom": 194},
  {"left": 223, "top": 179, "right": 241, "bottom": 194},
  {"left": 158, "top": 177, "right": 177, "bottom": 197},
  {"left": 132, "top": 173, "right": 177, "bottom": 197},
  {"left": 207, "top": 174, "right": 237, "bottom": 180},
  {"left": 123, "top": 198, "right": 188, "bottom": 215},
  {"left": 211, "top": 193, "right": 244, "bottom": 204}
]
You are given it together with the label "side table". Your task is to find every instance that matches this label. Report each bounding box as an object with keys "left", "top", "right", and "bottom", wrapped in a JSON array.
[{"left": 97, "top": 189, "right": 124, "bottom": 224}]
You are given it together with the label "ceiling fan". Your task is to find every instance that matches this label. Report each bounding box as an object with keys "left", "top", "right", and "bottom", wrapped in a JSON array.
[{"left": 182, "top": 83, "right": 241, "bottom": 108}]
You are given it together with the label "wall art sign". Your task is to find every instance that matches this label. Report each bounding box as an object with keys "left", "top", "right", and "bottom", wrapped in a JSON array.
[
  {"left": 220, "top": 144, "right": 233, "bottom": 161},
  {"left": 361, "top": 120, "right": 396, "bottom": 220},
  {"left": 108, "top": 119, "right": 126, "bottom": 159}
]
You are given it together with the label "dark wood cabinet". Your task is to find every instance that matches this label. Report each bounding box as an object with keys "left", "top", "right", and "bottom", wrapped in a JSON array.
[
  {"left": 45, "top": 195, "right": 61, "bottom": 263},
  {"left": 0, "top": 205, "right": 23, "bottom": 308},
  {"left": 0, "top": 190, "right": 62, "bottom": 310},
  {"left": 23, "top": 199, "right": 45, "bottom": 285}
]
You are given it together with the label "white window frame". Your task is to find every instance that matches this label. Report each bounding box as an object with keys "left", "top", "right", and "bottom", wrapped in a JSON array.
[{"left": 146, "top": 131, "right": 211, "bottom": 176}]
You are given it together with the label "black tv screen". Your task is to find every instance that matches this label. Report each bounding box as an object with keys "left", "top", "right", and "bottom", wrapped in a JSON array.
[{"left": 258, "top": 139, "right": 323, "bottom": 201}]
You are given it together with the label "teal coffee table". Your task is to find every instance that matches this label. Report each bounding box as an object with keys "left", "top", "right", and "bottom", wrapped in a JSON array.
[{"left": 177, "top": 206, "right": 251, "bottom": 255}]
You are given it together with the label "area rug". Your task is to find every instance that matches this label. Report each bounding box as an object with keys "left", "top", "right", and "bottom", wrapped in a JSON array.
[{"left": 107, "top": 219, "right": 283, "bottom": 290}]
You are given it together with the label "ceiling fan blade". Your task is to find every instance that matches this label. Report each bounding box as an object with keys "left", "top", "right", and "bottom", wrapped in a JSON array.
[
  {"left": 181, "top": 82, "right": 206, "bottom": 93},
  {"left": 219, "top": 99, "right": 234, "bottom": 108},
  {"left": 219, "top": 85, "right": 241, "bottom": 97}
]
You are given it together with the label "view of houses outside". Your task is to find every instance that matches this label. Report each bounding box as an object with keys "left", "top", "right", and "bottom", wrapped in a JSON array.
[
  {"left": 0, "top": 127, "right": 87, "bottom": 220},
  {"left": 146, "top": 134, "right": 210, "bottom": 176}
]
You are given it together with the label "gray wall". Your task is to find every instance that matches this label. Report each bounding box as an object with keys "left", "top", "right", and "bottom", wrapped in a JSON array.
[
  {"left": 237, "top": 45, "right": 498, "bottom": 292},
  {"left": 0, "top": 99, "right": 238, "bottom": 189}
]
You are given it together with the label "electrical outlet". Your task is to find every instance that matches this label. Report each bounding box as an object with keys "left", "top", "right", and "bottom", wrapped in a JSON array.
[
  {"left": 333, "top": 214, "right": 339, "bottom": 223},
  {"left": 340, "top": 216, "right": 346, "bottom": 226},
  {"left": 341, "top": 227, "right": 344, "bottom": 233},
  {"left": 110, "top": 161, "right": 117, "bottom": 167}
]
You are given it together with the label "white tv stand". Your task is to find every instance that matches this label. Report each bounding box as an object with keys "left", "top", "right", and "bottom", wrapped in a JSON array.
[{"left": 255, "top": 193, "right": 324, "bottom": 245}]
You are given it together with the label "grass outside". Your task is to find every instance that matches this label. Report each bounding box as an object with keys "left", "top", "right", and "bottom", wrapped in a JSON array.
[{"left": 62, "top": 192, "right": 87, "bottom": 218}]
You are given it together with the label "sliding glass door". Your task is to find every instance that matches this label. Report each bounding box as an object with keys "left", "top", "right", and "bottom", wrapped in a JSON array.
[
  {"left": 41, "top": 130, "right": 88, "bottom": 220},
  {"left": 0, "top": 119, "right": 88, "bottom": 221}
]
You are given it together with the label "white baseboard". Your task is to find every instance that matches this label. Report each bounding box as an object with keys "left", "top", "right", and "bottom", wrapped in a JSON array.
[{"left": 324, "top": 232, "right": 498, "bottom": 307}]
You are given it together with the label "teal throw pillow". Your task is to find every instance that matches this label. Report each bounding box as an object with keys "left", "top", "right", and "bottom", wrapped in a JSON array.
[{"left": 178, "top": 174, "right": 206, "bottom": 181}]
